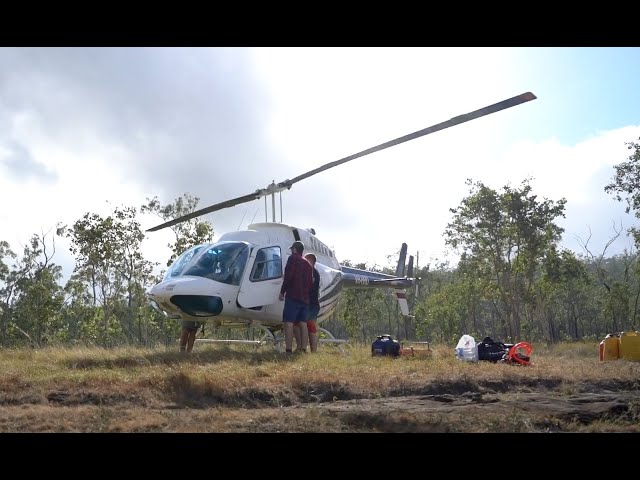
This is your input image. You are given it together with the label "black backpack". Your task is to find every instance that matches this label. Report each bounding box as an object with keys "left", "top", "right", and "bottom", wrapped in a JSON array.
[{"left": 477, "top": 337, "right": 508, "bottom": 362}]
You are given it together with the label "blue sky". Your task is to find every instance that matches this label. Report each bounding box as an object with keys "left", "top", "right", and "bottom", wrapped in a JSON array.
[
  {"left": 0, "top": 47, "right": 638, "bottom": 280},
  {"left": 510, "top": 48, "right": 640, "bottom": 143}
]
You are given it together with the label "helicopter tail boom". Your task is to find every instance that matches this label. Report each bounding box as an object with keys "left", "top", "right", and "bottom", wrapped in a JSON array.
[
  {"left": 340, "top": 267, "right": 414, "bottom": 288},
  {"left": 340, "top": 268, "right": 413, "bottom": 316},
  {"left": 340, "top": 242, "right": 415, "bottom": 316}
]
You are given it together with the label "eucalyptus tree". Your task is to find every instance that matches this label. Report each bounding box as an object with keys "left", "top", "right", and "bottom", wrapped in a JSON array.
[
  {"left": 416, "top": 280, "right": 470, "bottom": 343},
  {"left": 444, "top": 178, "right": 566, "bottom": 342},
  {"left": 0, "top": 240, "right": 13, "bottom": 283},
  {"left": 66, "top": 206, "right": 158, "bottom": 346},
  {"left": 576, "top": 220, "right": 639, "bottom": 334},
  {"left": 8, "top": 231, "right": 65, "bottom": 347},
  {"left": 337, "top": 287, "right": 387, "bottom": 343},
  {"left": 604, "top": 139, "right": 640, "bottom": 331},
  {"left": 60, "top": 276, "right": 97, "bottom": 344},
  {"left": 414, "top": 261, "right": 455, "bottom": 303},
  {"left": 605, "top": 137, "right": 640, "bottom": 245},
  {"left": 141, "top": 193, "right": 214, "bottom": 266},
  {"left": 534, "top": 247, "right": 598, "bottom": 342},
  {"left": 110, "top": 206, "right": 158, "bottom": 343},
  {"left": 413, "top": 261, "right": 456, "bottom": 341},
  {"left": 594, "top": 252, "right": 639, "bottom": 333},
  {"left": 331, "top": 260, "right": 384, "bottom": 343},
  {"left": 0, "top": 240, "right": 18, "bottom": 345}
]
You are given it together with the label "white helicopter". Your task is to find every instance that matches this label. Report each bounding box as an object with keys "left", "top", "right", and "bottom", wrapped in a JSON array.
[{"left": 146, "top": 92, "right": 537, "bottom": 347}]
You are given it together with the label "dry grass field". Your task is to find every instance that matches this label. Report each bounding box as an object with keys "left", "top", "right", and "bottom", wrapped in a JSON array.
[{"left": 0, "top": 341, "right": 639, "bottom": 433}]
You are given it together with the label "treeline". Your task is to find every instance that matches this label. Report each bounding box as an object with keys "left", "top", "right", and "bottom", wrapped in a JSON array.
[
  {"left": 330, "top": 136, "right": 640, "bottom": 345},
  {"left": 2, "top": 137, "right": 640, "bottom": 348},
  {"left": 0, "top": 196, "right": 213, "bottom": 348},
  {"left": 327, "top": 240, "right": 638, "bottom": 345},
  {"left": 327, "top": 180, "right": 637, "bottom": 345}
]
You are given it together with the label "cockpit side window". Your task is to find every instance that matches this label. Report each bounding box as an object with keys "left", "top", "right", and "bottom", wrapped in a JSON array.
[{"left": 250, "top": 246, "right": 282, "bottom": 282}]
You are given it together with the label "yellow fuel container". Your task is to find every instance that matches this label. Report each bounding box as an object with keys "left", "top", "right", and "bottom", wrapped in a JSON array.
[
  {"left": 619, "top": 331, "right": 640, "bottom": 361},
  {"left": 600, "top": 334, "right": 619, "bottom": 361}
]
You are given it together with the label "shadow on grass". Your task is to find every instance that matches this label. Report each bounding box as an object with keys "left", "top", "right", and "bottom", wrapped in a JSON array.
[{"left": 62, "top": 347, "right": 293, "bottom": 370}]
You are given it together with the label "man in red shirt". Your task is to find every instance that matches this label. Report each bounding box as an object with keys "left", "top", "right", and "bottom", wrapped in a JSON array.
[{"left": 279, "top": 240, "right": 312, "bottom": 353}]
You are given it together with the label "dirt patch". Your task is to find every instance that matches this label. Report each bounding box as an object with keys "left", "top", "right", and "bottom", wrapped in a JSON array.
[
  {"left": 292, "top": 390, "right": 639, "bottom": 432},
  {"left": 0, "top": 381, "right": 638, "bottom": 432},
  {"left": 1, "top": 345, "right": 639, "bottom": 432}
]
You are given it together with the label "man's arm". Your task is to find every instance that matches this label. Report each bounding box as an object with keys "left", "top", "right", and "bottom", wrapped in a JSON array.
[{"left": 279, "top": 257, "right": 293, "bottom": 300}]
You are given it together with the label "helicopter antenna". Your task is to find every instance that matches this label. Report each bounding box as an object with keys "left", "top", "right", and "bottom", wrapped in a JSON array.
[
  {"left": 236, "top": 210, "right": 247, "bottom": 231},
  {"left": 249, "top": 208, "right": 259, "bottom": 225},
  {"left": 147, "top": 92, "right": 537, "bottom": 232}
]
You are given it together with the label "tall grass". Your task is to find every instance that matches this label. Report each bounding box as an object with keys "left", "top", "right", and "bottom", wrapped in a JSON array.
[
  {"left": 1, "top": 341, "right": 638, "bottom": 432},
  {"left": 1, "top": 341, "right": 638, "bottom": 396}
]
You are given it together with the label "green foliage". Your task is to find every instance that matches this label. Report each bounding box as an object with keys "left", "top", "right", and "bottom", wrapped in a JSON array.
[
  {"left": 441, "top": 178, "right": 566, "bottom": 342},
  {"left": 535, "top": 248, "right": 598, "bottom": 340},
  {"left": 3, "top": 165, "right": 640, "bottom": 350},
  {"left": 79, "top": 308, "right": 125, "bottom": 347},
  {"left": 605, "top": 137, "right": 640, "bottom": 217},
  {"left": 5, "top": 233, "right": 65, "bottom": 347},
  {"left": 65, "top": 205, "right": 161, "bottom": 347},
  {"left": 0, "top": 240, "right": 16, "bottom": 282},
  {"left": 416, "top": 284, "right": 462, "bottom": 342},
  {"left": 603, "top": 281, "right": 631, "bottom": 332},
  {"left": 339, "top": 288, "right": 379, "bottom": 341},
  {"left": 141, "top": 193, "right": 214, "bottom": 266},
  {"left": 605, "top": 137, "right": 640, "bottom": 255}
]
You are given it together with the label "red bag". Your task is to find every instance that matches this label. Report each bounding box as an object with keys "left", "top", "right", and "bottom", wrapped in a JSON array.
[{"left": 506, "top": 342, "right": 533, "bottom": 366}]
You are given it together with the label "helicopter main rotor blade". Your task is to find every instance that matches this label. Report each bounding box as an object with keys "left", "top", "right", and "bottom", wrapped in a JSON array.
[
  {"left": 146, "top": 191, "right": 263, "bottom": 232},
  {"left": 147, "top": 91, "right": 536, "bottom": 232},
  {"left": 278, "top": 91, "right": 536, "bottom": 189}
]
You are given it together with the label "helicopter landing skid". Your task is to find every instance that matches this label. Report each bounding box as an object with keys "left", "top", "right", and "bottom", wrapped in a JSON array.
[
  {"left": 193, "top": 324, "right": 348, "bottom": 353},
  {"left": 317, "top": 327, "right": 349, "bottom": 353},
  {"left": 258, "top": 326, "right": 349, "bottom": 353},
  {"left": 194, "top": 323, "right": 278, "bottom": 349}
]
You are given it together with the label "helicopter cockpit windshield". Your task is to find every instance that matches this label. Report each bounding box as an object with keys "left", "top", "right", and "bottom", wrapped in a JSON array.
[
  {"left": 163, "top": 244, "right": 206, "bottom": 280},
  {"left": 165, "top": 242, "right": 250, "bottom": 286}
]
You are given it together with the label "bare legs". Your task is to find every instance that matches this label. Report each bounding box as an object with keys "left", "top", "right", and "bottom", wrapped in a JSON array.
[
  {"left": 284, "top": 322, "right": 294, "bottom": 352},
  {"left": 179, "top": 328, "right": 197, "bottom": 353},
  {"left": 293, "top": 323, "right": 310, "bottom": 352},
  {"left": 308, "top": 331, "right": 318, "bottom": 352}
]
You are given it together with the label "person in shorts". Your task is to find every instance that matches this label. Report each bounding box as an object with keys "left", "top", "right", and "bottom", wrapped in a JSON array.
[{"left": 278, "top": 241, "right": 312, "bottom": 353}]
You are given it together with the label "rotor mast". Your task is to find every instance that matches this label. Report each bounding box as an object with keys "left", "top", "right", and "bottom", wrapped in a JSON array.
[{"left": 260, "top": 181, "right": 288, "bottom": 223}]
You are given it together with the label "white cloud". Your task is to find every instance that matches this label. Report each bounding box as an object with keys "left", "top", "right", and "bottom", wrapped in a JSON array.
[
  {"left": 492, "top": 127, "right": 640, "bottom": 256},
  {"left": 1, "top": 47, "right": 638, "bottom": 285}
]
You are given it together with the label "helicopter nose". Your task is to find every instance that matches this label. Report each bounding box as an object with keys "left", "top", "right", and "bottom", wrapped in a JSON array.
[{"left": 170, "top": 295, "right": 223, "bottom": 317}]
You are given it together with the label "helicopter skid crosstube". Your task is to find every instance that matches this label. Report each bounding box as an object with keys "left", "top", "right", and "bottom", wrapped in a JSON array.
[
  {"left": 194, "top": 326, "right": 348, "bottom": 353},
  {"left": 194, "top": 339, "right": 264, "bottom": 346}
]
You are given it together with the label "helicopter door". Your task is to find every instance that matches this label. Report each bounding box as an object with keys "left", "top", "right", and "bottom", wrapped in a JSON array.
[{"left": 237, "top": 246, "right": 283, "bottom": 308}]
